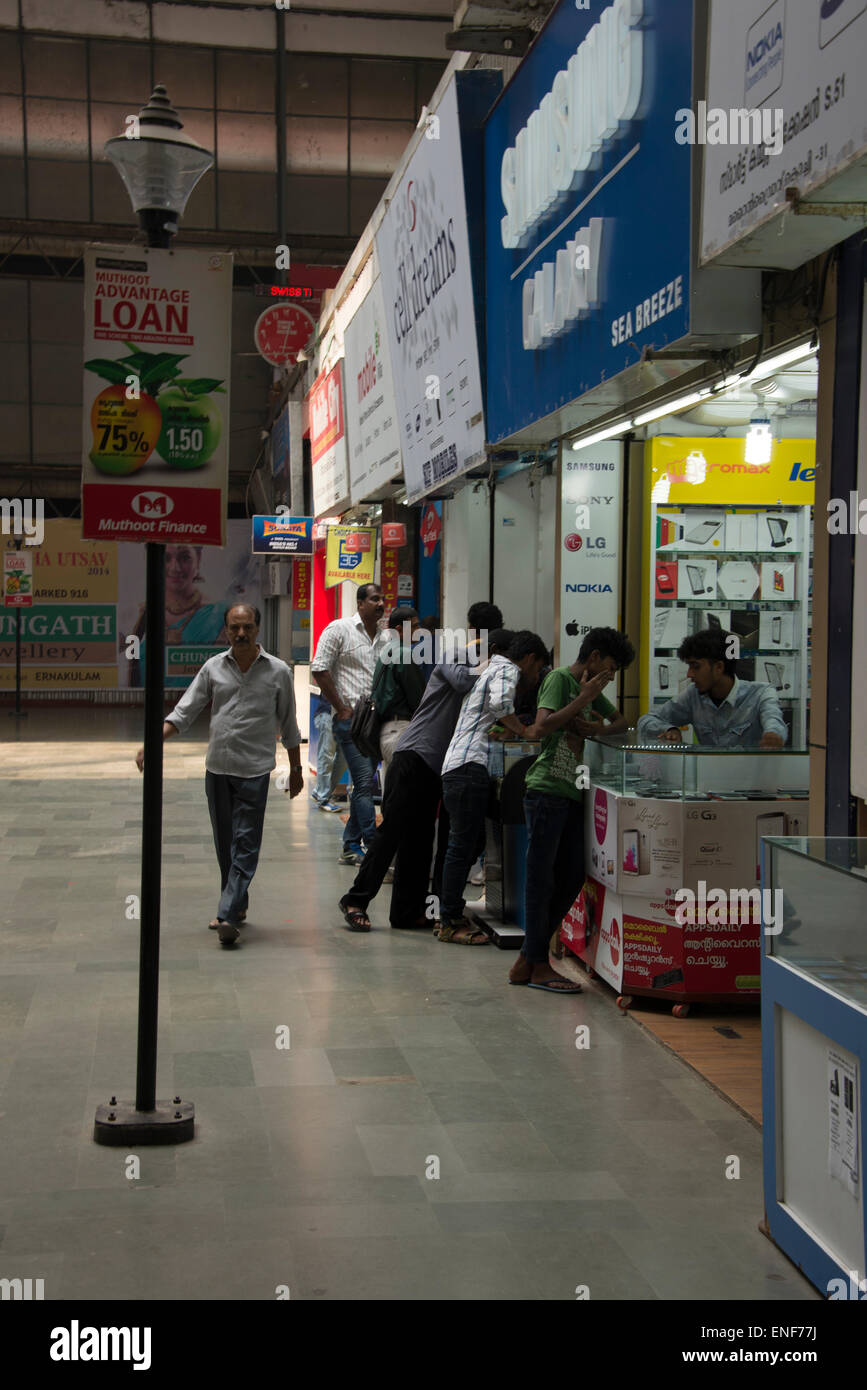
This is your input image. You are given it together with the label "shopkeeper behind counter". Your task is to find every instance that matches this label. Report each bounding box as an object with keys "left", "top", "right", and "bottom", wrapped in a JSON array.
[{"left": 637, "top": 628, "right": 787, "bottom": 749}]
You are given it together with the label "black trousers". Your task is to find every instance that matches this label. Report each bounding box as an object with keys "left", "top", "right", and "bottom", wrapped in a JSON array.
[{"left": 344, "top": 749, "right": 442, "bottom": 928}]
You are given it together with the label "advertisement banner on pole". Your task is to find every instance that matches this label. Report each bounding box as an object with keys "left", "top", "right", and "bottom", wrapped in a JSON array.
[
  {"left": 701, "top": 0, "right": 867, "bottom": 267},
  {"left": 559, "top": 442, "right": 622, "bottom": 664},
  {"left": 309, "top": 361, "right": 351, "bottom": 517},
  {"left": 324, "top": 526, "right": 376, "bottom": 589},
  {"left": 375, "top": 78, "right": 486, "bottom": 504},
  {"left": 81, "top": 246, "right": 232, "bottom": 547},
  {"left": 343, "top": 277, "right": 403, "bottom": 503},
  {"left": 4, "top": 551, "right": 33, "bottom": 607}
]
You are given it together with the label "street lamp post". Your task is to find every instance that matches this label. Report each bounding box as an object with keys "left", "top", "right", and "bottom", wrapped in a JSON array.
[{"left": 94, "top": 88, "right": 214, "bottom": 1146}]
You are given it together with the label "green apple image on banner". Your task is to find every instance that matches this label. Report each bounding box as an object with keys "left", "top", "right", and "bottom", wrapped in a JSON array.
[{"left": 156, "top": 377, "right": 225, "bottom": 469}]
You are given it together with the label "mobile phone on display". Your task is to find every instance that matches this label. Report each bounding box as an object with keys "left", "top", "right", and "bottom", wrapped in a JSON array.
[
  {"left": 756, "top": 811, "right": 786, "bottom": 881},
  {"left": 764, "top": 661, "right": 788, "bottom": 690},
  {"left": 767, "top": 517, "right": 791, "bottom": 548},
  {"left": 659, "top": 664, "right": 670, "bottom": 690},
  {"left": 656, "top": 566, "right": 675, "bottom": 596},
  {"left": 687, "top": 564, "right": 708, "bottom": 595},
  {"left": 685, "top": 519, "right": 722, "bottom": 546},
  {"left": 774, "top": 569, "right": 785, "bottom": 593},
  {"left": 772, "top": 616, "right": 782, "bottom": 643},
  {"left": 622, "top": 829, "right": 639, "bottom": 875}
]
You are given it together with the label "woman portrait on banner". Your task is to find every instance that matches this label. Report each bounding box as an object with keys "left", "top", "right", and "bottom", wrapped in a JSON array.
[{"left": 125, "top": 543, "right": 228, "bottom": 689}]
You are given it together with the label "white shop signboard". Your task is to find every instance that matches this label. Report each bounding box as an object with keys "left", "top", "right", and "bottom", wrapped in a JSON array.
[
  {"left": 701, "top": 0, "right": 867, "bottom": 267},
  {"left": 375, "top": 78, "right": 486, "bottom": 504},
  {"left": 343, "top": 276, "right": 403, "bottom": 504},
  {"left": 558, "top": 441, "right": 622, "bottom": 664}
]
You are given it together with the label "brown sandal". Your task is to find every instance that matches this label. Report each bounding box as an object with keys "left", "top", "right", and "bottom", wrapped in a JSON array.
[{"left": 438, "top": 919, "right": 489, "bottom": 946}]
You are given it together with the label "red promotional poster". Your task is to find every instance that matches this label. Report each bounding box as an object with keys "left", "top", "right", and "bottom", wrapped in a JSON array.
[
  {"left": 309, "top": 363, "right": 350, "bottom": 516},
  {"left": 292, "top": 559, "right": 311, "bottom": 612},
  {"left": 81, "top": 246, "right": 232, "bottom": 547}
]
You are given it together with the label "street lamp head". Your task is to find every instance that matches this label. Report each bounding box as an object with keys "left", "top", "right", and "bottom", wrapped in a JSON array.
[{"left": 104, "top": 85, "right": 214, "bottom": 246}]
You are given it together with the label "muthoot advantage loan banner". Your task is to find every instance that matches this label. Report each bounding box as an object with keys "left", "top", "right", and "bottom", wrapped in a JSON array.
[{"left": 81, "top": 246, "right": 232, "bottom": 547}]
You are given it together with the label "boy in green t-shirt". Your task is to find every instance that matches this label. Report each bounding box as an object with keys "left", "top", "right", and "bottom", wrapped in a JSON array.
[{"left": 510, "top": 627, "right": 635, "bottom": 994}]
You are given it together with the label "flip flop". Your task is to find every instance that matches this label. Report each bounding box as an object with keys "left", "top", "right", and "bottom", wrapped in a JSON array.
[
  {"left": 526, "top": 977, "right": 582, "bottom": 994},
  {"left": 338, "top": 897, "right": 371, "bottom": 933}
]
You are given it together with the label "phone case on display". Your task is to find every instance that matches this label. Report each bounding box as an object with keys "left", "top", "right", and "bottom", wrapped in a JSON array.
[{"left": 685, "top": 519, "right": 723, "bottom": 546}]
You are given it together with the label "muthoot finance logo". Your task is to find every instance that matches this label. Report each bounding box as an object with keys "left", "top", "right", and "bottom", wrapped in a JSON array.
[{"left": 132, "top": 491, "right": 174, "bottom": 518}]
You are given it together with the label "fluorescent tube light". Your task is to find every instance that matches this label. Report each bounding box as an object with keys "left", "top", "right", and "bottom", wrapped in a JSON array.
[
  {"left": 570, "top": 420, "right": 633, "bottom": 450},
  {"left": 746, "top": 342, "right": 816, "bottom": 381},
  {"left": 633, "top": 389, "right": 713, "bottom": 427}
]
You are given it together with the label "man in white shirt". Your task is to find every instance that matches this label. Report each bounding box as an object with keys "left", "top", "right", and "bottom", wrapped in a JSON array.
[
  {"left": 135, "top": 604, "right": 303, "bottom": 946},
  {"left": 311, "top": 583, "right": 389, "bottom": 864},
  {"left": 437, "top": 630, "right": 548, "bottom": 944}
]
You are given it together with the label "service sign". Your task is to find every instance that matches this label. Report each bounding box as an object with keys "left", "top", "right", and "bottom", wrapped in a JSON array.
[
  {"left": 343, "top": 277, "right": 403, "bottom": 503},
  {"left": 376, "top": 78, "right": 486, "bottom": 503},
  {"left": 309, "top": 361, "right": 351, "bottom": 517},
  {"left": 484, "top": 0, "right": 693, "bottom": 442},
  {"left": 701, "top": 0, "right": 867, "bottom": 265},
  {"left": 81, "top": 247, "right": 232, "bottom": 547},
  {"left": 251, "top": 515, "right": 314, "bottom": 556}
]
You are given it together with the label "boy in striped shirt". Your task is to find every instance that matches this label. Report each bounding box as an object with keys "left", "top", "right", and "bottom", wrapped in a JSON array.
[{"left": 437, "top": 630, "right": 549, "bottom": 945}]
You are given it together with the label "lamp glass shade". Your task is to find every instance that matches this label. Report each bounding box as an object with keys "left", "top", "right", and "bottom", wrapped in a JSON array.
[{"left": 104, "top": 129, "right": 213, "bottom": 217}]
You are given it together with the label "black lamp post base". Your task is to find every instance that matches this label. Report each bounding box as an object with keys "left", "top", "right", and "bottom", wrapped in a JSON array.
[{"left": 94, "top": 1098, "right": 195, "bottom": 1146}]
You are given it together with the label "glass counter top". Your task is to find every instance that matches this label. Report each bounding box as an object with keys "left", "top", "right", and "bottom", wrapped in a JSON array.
[
  {"left": 765, "top": 837, "right": 867, "bottom": 1011},
  {"left": 585, "top": 730, "right": 809, "bottom": 799}
]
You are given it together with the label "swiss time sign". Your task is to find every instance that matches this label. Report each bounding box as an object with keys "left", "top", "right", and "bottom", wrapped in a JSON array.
[{"left": 484, "top": 0, "right": 693, "bottom": 442}]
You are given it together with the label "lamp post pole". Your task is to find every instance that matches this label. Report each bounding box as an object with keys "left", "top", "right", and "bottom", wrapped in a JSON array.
[{"left": 94, "top": 87, "right": 213, "bottom": 1145}]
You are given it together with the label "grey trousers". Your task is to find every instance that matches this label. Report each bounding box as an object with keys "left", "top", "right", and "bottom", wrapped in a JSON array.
[{"left": 205, "top": 771, "right": 270, "bottom": 923}]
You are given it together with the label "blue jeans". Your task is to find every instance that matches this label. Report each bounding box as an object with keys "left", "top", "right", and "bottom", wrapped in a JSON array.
[
  {"left": 312, "top": 707, "right": 346, "bottom": 803},
  {"left": 205, "top": 771, "right": 270, "bottom": 923},
  {"left": 440, "top": 762, "right": 491, "bottom": 924},
  {"left": 522, "top": 789, "right": 586, "bottom": 963},
  {"left": 333, "top": 717, "right": 378, "bottom": 851}
]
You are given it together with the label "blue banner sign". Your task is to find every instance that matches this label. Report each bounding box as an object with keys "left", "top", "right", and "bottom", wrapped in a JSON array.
[
  {"left": 251, "top": 515, "right": 313, "bottom": 555},
  {"left": 484, "top": 0, "right": 694, "bottom": 442}
]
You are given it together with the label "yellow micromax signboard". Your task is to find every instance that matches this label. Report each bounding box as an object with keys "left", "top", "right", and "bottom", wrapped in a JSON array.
[{"left": 648, "top": 437, "right": 816, "bottom": 506}]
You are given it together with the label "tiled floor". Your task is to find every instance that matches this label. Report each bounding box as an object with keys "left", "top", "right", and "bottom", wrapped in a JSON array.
[{"left": 0, "top": 710, "right": 818, "bottom": 1301}]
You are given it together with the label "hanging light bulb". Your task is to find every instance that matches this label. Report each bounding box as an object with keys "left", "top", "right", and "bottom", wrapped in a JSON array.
[{"left": 745, "top": 413, "right": 774, "bottom": 465}]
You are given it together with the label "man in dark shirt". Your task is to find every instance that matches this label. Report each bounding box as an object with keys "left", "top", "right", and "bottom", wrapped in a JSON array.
[{"left": 337, "top": 602, "right": 502, "bottom": 933}]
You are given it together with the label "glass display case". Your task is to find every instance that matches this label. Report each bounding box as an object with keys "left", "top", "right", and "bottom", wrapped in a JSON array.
[
  {"left": 762, "top": 838, "right": 867, "bottom": 1298},
  {"left": 765, "top": 837, "right": 867, "bottom": 1008},
  {"left": 585, "top": 731, "right": 810, "bottom": 800}
]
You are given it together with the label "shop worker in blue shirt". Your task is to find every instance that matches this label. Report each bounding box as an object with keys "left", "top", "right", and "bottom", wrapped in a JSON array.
[
  {"left": 637, "top": 628, "right": 787, "bottom": 748},
  {"left": 135, "top": 604, "right": 303, "bottom": 948}
]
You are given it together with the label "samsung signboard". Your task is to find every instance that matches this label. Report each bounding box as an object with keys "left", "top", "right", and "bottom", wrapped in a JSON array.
[{"left": 484, "top": 0, "right": 695, "bottom": 444}]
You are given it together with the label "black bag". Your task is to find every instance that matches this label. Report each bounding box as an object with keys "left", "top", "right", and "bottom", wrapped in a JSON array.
[{"left": 350, "top": 693, "right": 382, "bottom": 761}]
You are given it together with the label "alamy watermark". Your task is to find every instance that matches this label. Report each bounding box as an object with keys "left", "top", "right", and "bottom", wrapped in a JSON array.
[
  {"left": 675, "top": 880, "right": 784, "bottom": 934},
  {"left": 1, "top": 498, "right": 44, "bottom": 546},
  {"left": 379, "top": 625, "right": 489, "bottom": 667},
  {"left": 674, "top": 102, "right": 784, "bottom": 159}
]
